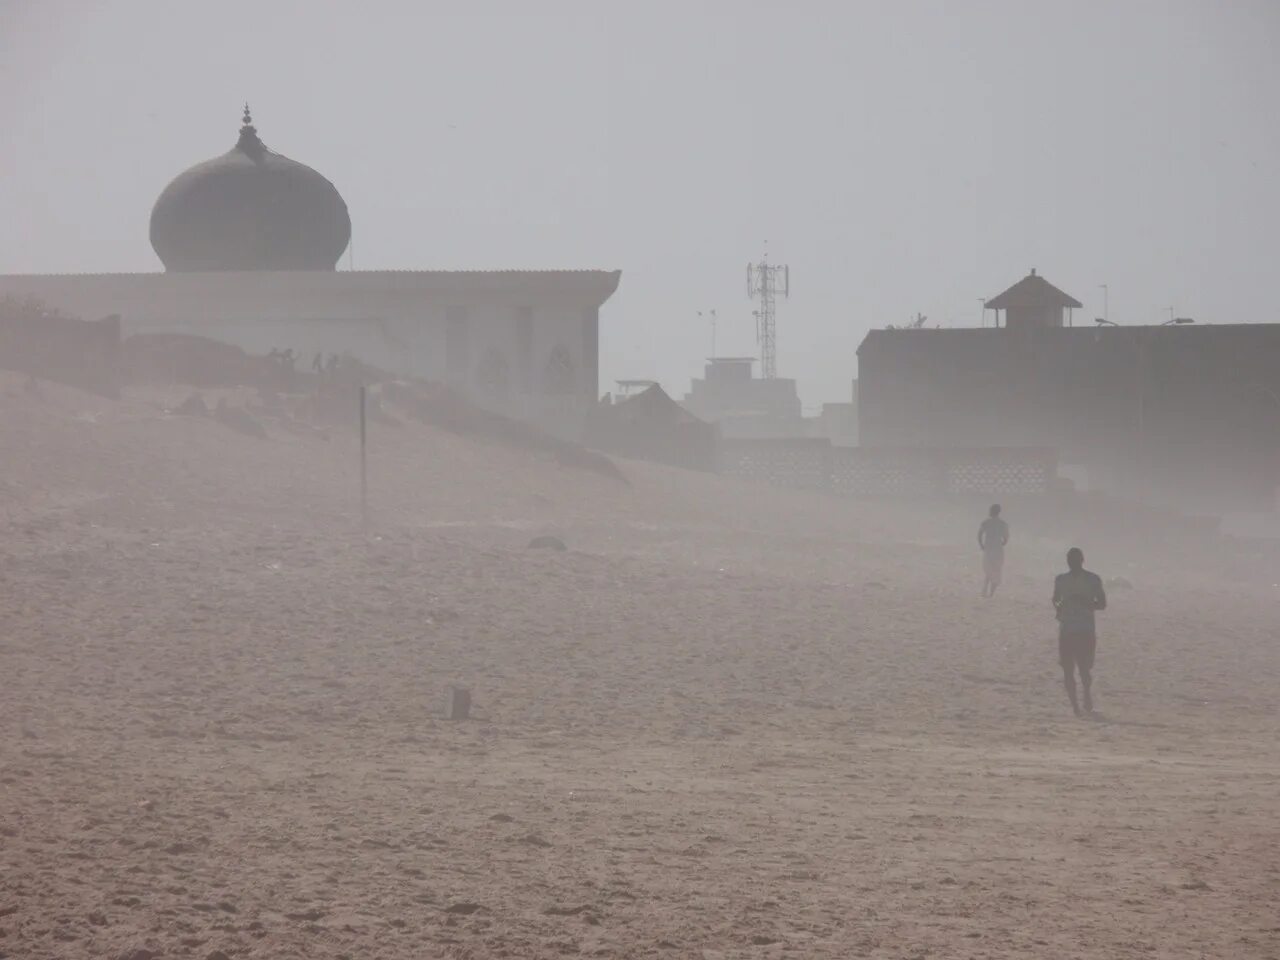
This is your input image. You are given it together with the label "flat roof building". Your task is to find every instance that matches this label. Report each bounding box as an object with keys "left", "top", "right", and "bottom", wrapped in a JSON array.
[{"left": 858, "top": 270, "right": 1280, "bottom": 509}]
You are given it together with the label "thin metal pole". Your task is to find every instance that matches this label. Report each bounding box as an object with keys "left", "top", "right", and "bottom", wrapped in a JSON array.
[
  {"left": 1135, "top": 331, "right": 1145, "bottom": 491},
  {"left": 359, "top": 386, "right": 368, "bottom": 528}
]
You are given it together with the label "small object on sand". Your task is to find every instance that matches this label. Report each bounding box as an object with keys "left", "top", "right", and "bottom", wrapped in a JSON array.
[
  {"left": 543, "top": 903, "right": 591, "bottom": 915},
  {"left": 1106, "top": 576, "right": 1134, "bottom": 590},
  {"left": 527, "top": 535, "right": 567, "bottom": 551},
  {"left": 445, "top": 685, "right": 471, "bottom": 721}
]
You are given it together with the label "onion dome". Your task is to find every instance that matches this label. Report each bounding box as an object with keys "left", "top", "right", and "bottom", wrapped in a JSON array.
[{"left": 150, "top": 105, "right": 351, "bottom": 271}]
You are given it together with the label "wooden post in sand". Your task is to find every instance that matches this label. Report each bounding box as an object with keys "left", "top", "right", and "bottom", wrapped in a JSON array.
[{"left": 359, "top": 386, "right": 368, "bottom": 528}]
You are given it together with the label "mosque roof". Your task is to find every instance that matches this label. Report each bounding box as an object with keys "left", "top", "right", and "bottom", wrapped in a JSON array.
[{"left": 149, "top": 105, "right": 351, "bottom": 272}]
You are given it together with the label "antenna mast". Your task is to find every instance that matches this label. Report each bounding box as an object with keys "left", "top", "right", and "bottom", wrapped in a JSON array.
[{"left": 747, "top": 250, "right": 789, "bottom": 379}]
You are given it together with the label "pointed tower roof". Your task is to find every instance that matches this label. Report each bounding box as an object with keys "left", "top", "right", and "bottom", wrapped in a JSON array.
[{"left": 985, "top": 269, "right": 1082, "bottom": 310}]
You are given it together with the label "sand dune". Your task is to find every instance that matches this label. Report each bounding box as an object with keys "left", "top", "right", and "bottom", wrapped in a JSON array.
[{"left": 2, "top": 374, "right": 1278, "bottom": 959}]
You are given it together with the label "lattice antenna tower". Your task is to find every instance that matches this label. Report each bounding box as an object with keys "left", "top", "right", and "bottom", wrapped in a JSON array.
[{"left": 747, "top": 252, "right": 789, "bottom": 379}]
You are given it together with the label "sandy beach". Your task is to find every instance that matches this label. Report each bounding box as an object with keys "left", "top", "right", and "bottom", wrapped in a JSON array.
[{"left": 2, "top": 375, "right": 1278, "bottom": 959}]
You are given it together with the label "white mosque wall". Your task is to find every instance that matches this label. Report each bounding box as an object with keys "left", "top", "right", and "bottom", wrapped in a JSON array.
[{"left": 0, "top": 270, "right": 619, "bottom": 439}]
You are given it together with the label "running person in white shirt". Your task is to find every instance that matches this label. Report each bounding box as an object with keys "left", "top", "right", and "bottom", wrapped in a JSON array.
[{"left": 978, "top": 504, "right": 1009, "bottom": 598}]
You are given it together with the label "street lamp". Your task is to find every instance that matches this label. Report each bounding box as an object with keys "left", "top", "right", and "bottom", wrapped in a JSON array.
[
  {"left": 1161, "top": 317, "right": 1194, "bottom": 326},
  {"left": 1094, "top": 318, "right": 1120, "bottom": 327}
]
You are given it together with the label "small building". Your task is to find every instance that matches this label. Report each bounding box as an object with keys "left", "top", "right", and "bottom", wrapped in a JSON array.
[
  {"left": 808, "top": 401, "right": 858, "bottom": 446},
  {"left": 0, "top": 107, "right": 619, "bottom": 439},
  {"left": 683, "top": 357, "right": 804, "bottom": 439},
  {"left": 612, "top": 379, "right": 658, "bottom": 401},
  {"left": 984, "top": 268, "right": 1083, "bottom": 330},
  {"left": 587, "top": 384, "right": 718, "bottom": 471}
]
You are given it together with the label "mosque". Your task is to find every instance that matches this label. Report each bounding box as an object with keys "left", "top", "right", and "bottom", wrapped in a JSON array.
[{"left": 0, "top": 106, "right": 621, "bottom": 437}]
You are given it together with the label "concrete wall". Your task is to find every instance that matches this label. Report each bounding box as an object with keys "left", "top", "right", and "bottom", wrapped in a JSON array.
[
  {"left": 857, "top": 325, "right": 1280, "bottom": 509},
  {"left": 718, "top": 438, "right": 1057, "bottom": 496},
  {"left": 1006, "top": 304, "right": 1066, "bottom": 330}
]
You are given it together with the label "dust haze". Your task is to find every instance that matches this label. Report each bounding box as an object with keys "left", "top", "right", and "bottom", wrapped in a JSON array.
[{"left": 1, "top": 2, "right": 1278, "bottom": 959}]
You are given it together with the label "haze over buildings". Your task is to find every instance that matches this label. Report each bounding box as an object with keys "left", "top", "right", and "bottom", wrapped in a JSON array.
[
  {"left": 4, "top": 6, "right": 1280, "bottom": 958},
  {"left": 2, "top": 0, "right": 1278, "bottom": 408},
  {"left": 0, "top": 104, "right": 620, "bottom": 438}
]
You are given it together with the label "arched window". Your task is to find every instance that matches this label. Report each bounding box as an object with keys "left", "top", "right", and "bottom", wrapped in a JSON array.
[{"left": 543, "top": 344, "right": 576, "bottom": 396}]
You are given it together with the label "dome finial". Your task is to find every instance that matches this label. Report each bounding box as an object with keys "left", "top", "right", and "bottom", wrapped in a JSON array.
[
  {"left": 151, "top": 102, "right": 350, "bottom": 271},
  {"left": 236, "top": 102, "right": 263, "bottom": 156}
]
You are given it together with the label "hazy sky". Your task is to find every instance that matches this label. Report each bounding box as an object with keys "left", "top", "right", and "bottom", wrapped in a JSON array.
[{"left": 2, "top": 0, "right": 1277, "bottom": 408}]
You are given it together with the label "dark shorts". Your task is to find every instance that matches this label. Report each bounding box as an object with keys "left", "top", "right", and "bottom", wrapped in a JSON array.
[
  {"left": 983, "top": 550, "right": 1004, "bottom": 583},
  {"left": 1059, "top": 632, "right": 1097, "bottom": 671}
]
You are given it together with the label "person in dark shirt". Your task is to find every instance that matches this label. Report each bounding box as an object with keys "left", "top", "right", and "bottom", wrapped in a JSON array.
[
  {"left": 1052, "top": 547, "right": 1107, "bottom": 716},
  {"left": 978, "top": 504, "right": 1010, "bottom": 598}
]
